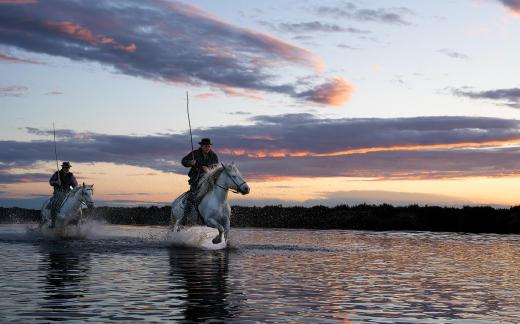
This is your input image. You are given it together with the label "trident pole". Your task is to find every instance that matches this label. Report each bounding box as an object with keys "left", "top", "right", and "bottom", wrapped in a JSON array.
[
  {"left": 53, "top": 123, "right": 61, "bottom": 186},
  {"left": 186, "top": 91, "right": 195, "bottom": 160}
]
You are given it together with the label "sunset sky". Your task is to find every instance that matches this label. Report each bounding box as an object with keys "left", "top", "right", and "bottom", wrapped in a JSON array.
[{"left": 2, "top": 0, "right": 520, "bottom": 208}]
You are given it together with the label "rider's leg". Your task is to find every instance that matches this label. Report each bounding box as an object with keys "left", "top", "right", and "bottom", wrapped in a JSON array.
[
  {"left": 49, "top": 195, "right": 58, "bottom": 228},
  {"left": 49, "top": 190, "right": 65, "bottom": 228},
  {"left": 182, "top": 184, "right": 196, "bottom": 225}
]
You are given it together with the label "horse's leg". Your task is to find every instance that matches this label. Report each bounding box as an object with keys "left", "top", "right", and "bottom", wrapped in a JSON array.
[
  {"left": 205, "top": 217, "right": 224, "bottom": 244},
  {"left": 77, "top": 208, "right": 84, "bottom": 227},
  {"left": 171, "top": 207, "right": 185, "bottom": 232},
  {"left": 170, "top": 209, "right": 177, "bottom": 230},
  {"left": 174, "top": 220, "right": 184, "bottom": 232},
  {"left": 224, "top": 216, "right": 230, "bottom": 242}
]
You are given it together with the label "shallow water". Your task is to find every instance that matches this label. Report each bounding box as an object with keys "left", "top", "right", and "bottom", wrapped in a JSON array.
[{"left": 1, "top": 223, "right": 519, "bottom": 323}]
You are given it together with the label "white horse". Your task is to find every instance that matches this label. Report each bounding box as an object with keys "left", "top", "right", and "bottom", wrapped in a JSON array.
[
  {"left": 40, "top": 183, "right": 95, "bottom": 229},
  {"left": 171, "top": 162, "right": 250, "bottom": 244}
]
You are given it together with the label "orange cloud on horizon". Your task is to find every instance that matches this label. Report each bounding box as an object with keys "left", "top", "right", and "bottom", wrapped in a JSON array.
[{"left": 221, "top": 137, "right": 520, "bottom": 158}]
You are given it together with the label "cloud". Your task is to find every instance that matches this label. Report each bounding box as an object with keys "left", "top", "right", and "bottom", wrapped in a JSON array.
[
  {"left": 3, "top": 115, "right": 520, "bottom": 181},
  {"left": 0, "top": 0, "right": 352, "bottom": 105},
  {"left": 0, "top": 85, "right": 28, "bottom": 97},
  {"left": 296, "top": 77, "right": 353, "bottom": 106},
  {"left": 0, "top": 0, "right": 37, "bottom": 4},
  {"left": 0, "top": 173, "right": 49, "bottom": 184},
  {"left": 0, "top": 52, "right": 42, "bottom": 64},
  {"left": 227, "top": 111, "right": 251, "bottom": 116},
  {"left": 272, "top": 21, "right": 370, "bottom": 34},
  {"left": 337, "top": 44, "right": 358, "bottom": 50},
  {"left": 452, "top": 87, "right": 520, "bottom": 108},
  {"left": 314, "top": 3, "right": 413, "bottom": 25},
  {"left": 497, "top": 0, "right": 520, "bottom": 16},
  {"left": 45, "top": 91, "right": 63, "bottom": 95},
  {"left": 438, "top": 48, "right": 469, "bottom": 60}
]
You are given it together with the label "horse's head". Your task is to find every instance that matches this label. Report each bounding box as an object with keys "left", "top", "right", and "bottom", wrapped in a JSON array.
[
  {"left": 221, "top": 162, "right": 250, "bottom": 195},
  {"left": 81, "top": 182, "right": 95, "bottom": 208}
]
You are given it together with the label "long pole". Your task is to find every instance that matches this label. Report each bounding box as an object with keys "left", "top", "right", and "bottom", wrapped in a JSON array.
[
  {"left": 186, "top": 91, "right": 195, "bottom": 160},
  {"left": 53, "top": 123, "right": 61, "bottom": 186}
]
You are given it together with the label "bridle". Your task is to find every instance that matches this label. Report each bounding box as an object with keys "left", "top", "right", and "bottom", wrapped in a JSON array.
[
  {"left": 80, "top": 186, "right": 94, "bottom": 208},
  {"left": 215, "top": 163, "right": 247, "bottom": 194}
]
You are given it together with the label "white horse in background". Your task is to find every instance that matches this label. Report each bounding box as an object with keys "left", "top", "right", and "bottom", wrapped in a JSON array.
[
  {"left": 171, "top": 162, "right": 250, "bottom": 244},
  {"left": 40, "top": 183, "right": 95, "bottom": 229}
]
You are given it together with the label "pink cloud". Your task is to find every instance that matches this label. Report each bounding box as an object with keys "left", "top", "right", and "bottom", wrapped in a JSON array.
[
  {"left": 299, "top": 77, "right": 354, "bottom": 106},
  {"left": 0, "top": 0, "right": 350, "bottom": 106},
  {"left": 498, "top": 0, "right": 520, "bottom": 15},
  {"left": 217, "top": 85, "right": 264, "bottom": 100},
  {"left": 0, "top": 53, "right": 41, "bottom": 64},
  {"left": 45, "top": 21, "right": 136, "bottom": 53},
  {"left": 194, "top": 92, "right": 217, "bottom": 99},
  {"left": 162, "top": 1, "right": 324, "bottom": 72}
]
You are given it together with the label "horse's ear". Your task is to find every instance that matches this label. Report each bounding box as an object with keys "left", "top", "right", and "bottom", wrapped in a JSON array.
[{"left": 231, "top": 160, "right": 235, "bottom": 166}]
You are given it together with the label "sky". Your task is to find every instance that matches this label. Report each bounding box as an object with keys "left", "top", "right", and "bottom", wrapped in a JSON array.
[{"left": 2, "top": 0, "right": 520, "bottom": 208}]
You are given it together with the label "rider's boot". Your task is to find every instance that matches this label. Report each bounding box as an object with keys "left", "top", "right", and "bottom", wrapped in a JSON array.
[{"left": 182, "top": 193, "right": 194, "bottom": 226}]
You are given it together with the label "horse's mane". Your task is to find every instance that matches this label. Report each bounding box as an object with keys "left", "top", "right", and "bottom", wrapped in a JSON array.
[
  {"left": 70, "top": 186, "right": 82, "bottom": 194},
  {"left": 68, "top": 185, "right": 92, "bottom": 198},
  {"left": 195, "top": 165, "right": 225, "bottom": 200}
]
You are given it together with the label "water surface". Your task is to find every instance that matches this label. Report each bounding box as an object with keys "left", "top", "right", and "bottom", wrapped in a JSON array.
[{"left": 1, "top": 223, "right": 519, "bottom": 322}]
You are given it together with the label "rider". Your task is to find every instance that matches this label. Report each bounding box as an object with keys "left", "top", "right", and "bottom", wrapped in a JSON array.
[
  {"left": 181, "top": 138, "right": 219, "bottom": 224},
  {"left": 48, "top": 161, "right": 78, "bottom": 228}
]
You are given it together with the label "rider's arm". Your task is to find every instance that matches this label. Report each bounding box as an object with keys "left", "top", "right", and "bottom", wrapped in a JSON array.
[
  {"left": 181, "top": 151, "right": 196, "bottom": 167},
  {"left": 210, "top": 152, "right": 219, "bottom": 167},
  {"left": 49, "top": 172, "right": 58, "bottom": 186},
  {"left": 70, "top": 174, "right": 78, "bottom": 188}
]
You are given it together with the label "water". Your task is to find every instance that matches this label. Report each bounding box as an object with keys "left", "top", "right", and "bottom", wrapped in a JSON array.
[{"left": 1, "top": 223, "right": 519, "bottom": 323}]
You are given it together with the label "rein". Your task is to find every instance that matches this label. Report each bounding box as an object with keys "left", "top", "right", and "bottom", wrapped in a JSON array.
[{"left": 217, "top": 163, "right": 247, "bottom": 194}]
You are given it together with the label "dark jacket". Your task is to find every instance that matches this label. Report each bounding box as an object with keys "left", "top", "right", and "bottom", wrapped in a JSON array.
[
  {"left": 182, "top": 148, "right": 219, "bottom": 185},
  {"left": 49, "top": 170, "right": 78, "bottom": 192}
]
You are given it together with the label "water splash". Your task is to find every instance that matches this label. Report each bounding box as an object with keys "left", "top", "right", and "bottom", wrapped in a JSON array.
[
  {"left": 167, "top": 226, "right": 227, "bottom": 250},
  {"left": 28, "top": 219, "right": 105, "bottom": 240}
]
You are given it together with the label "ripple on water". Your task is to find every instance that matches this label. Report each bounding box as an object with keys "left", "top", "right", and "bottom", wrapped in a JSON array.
[{"left": 1, "top": 224, "right": 520, "bottom": 322}]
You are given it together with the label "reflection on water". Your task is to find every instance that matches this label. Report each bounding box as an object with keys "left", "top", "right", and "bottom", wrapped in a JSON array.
[
  {"left": 40, "top": 246, "right": 91, "bottom": 321},
  {"left": 0, "top": 224, "right": 519, "bottom": 323},
  {"left": 169, "top": 249, "right": 234, "bottom": 321}
]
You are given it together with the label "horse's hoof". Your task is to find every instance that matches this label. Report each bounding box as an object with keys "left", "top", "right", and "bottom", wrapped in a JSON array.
[{"left": 212, "top": 237, "right": 222, "bottom": 244}]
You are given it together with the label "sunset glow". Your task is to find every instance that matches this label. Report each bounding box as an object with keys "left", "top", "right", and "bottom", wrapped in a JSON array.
[{"left": 2, "top": 0, "right": 520, "bottom": 208}]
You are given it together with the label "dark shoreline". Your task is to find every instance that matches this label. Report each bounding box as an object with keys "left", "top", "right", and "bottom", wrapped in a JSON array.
[{"left": 2, "top": 204, "right": 520, "bottom": 234}]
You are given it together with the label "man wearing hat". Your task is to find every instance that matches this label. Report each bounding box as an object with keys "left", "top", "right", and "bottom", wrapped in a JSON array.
[
  {"left": 48, "top": 161, "right": 78, "bottom": 228},
  {"left": 181, "top": 138, "right": 219, "bottom": 224}
]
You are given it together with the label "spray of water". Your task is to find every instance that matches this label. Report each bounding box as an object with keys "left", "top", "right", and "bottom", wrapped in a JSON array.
[
  {"left": 167, "top": 226, "right": 228, "bottom": 250},
  {"left": 29, "top": 219, "right": 105, "bottom": 240}
]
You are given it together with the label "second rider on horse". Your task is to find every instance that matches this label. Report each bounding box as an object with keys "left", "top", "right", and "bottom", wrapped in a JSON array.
[
  {"left": 181, "top": 138, "right": 219, "bottom": 224},
  {"left": 48, "top": 161, "right": 78, "bottom": 228}
]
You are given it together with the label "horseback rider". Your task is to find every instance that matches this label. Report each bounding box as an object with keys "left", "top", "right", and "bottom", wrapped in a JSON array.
[
  {"left": 181, "top": 138, "right": 219, "bottom": 224},
  {"left": 48, "top": 161, "right": 78, "bottom": 228}
]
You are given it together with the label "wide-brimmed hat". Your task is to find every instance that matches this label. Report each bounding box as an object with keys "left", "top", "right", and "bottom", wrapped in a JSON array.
[
  {"left": 61, "top": 161, "right": 72, "bottom": 168},
  {"left": 198, "top": 138, "right": 212, "bottom": 145}
]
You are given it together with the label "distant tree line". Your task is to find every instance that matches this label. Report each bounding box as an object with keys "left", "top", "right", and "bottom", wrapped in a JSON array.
[{"left": 1, "top": 204, "right": 520, "bottom": 233}]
